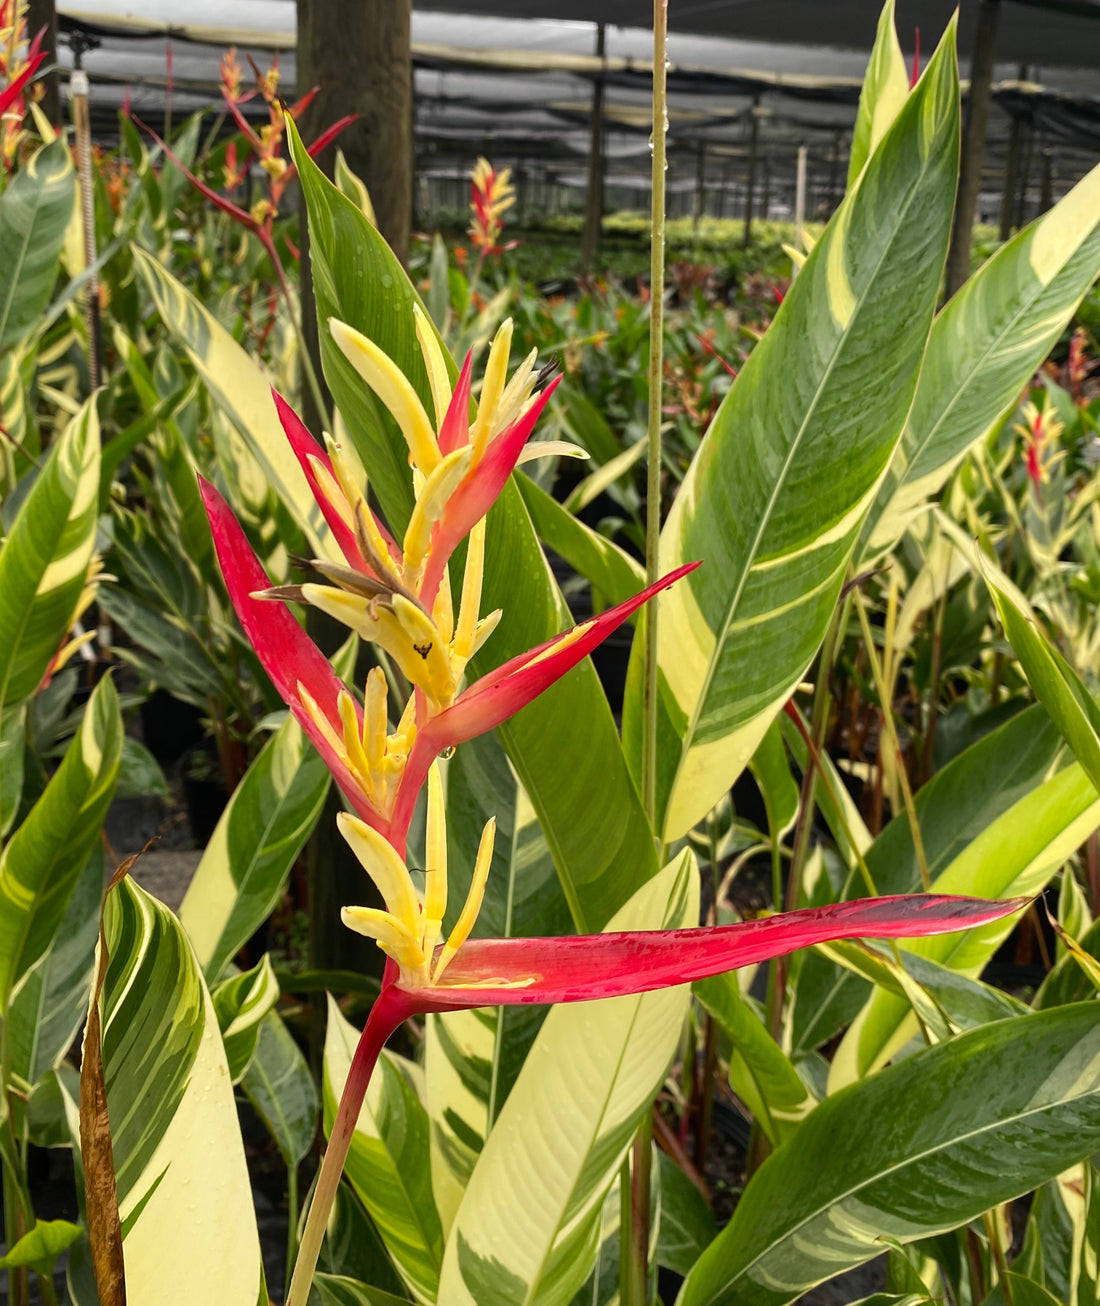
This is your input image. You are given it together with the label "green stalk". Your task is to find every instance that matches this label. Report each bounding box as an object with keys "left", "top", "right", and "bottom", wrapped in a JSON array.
[
  {"left": 852, "top": 586, "right": 930, "bottom": 889},
  {"left": 285, "top": 1162, "right": 299, "bottom": 1298},
  {"left": 624, "top": 4, "right": 668, "bottom": 1300}
]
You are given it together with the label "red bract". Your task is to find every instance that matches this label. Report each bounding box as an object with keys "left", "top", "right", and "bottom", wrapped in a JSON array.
[{"left": 200, "top": 474, "right": 696, "bottom": 853}]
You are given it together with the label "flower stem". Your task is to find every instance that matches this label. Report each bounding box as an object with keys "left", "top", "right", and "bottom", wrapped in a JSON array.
[
  {"left": 627, "top": 3, "right": 668, "bottom": 1302},
  {"left": 285, "top": 984, "right": 409, "bottom": 1306}
]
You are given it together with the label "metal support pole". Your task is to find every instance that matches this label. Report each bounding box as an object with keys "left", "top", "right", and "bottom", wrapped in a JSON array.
[
  {"left": 760, "top": 153, "right": 771, "bottom": 222},
  {"left": 742, "top": 101, "right": 759, "bottom": 249},
  {"left": 998, "top": 62, "right": 1026, "bottom": 240},
  {"left": 827, "top": 130, "right": 842, "bottom": 213},
  {"left": 794, "top": 143, "right": 807, "bottom": 258},
  {"left": 693, "top": 140, "right": 707, "bottom": 230},
  {"left": 580, "top": 22, "right": 607, "bottom": 272},
  {"left": 70, "top": 56, "right": 101, "bottom": 389},
  {"left": 1039, "top": 149, "right": 1053, "bottom": 215},
  {"left": 1015, "top": 116, "right": 1034, "bottom": 228},
  {"left": 946, "top": 0, "right": 1001, "bottom": 297}
]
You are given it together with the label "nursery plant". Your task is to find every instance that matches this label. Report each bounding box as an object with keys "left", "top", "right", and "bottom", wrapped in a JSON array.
[{"left": 5, "top": 2, "right": 1100, "bottom": 1305}]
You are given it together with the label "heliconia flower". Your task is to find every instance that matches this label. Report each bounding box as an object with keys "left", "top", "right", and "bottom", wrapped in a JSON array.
[
  {"left": 200, "top": 475, "right": 695, "bottom": 852},
  {"left": 264, "top": 312, "right": 584, "bottom": 717},
  {"left": 1016, "top": 398, "right": 1064, "bottom": 491},
  {"left": 219, "top": 46, "right": 243, "bottom": 103},
  {"left": 468, "top": 156, "right": 516, "bottom": 252},
  {"left": 285, "top": 889, "right": 1026, "bottom": 1306}
]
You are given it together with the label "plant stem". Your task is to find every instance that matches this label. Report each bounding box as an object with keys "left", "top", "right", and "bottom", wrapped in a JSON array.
[
  {"left": 852, "top": 586, "right": 931, "bottom": 889},
  {"left": 286, "top": 984, "right": 408, "bottom": 1306},
  {"left": 285, "top": 1162, "right": 299, "bottom": 1299},
  {"left": 628, "top": 3, "right": 668, "bottom": 1300},
  {"left": 267, "top": 234, "right": 331, "bottom": 431}
]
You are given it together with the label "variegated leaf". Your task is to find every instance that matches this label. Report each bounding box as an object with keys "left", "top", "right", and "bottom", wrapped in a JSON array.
[
  {"left": 0, "top": 138, "right": 76, "bottom": 347},
  {"left": 436, "top": 851, "right": 699, "bottom": 1305},
  {"left": 97, "top": 876, "right": 266, "bottom": 1305},
  {"left": 0, "top": 704, "right": 25, "bottom": 839},
  {"left": 324, "top": 996, "right": 444, "bottom": 1303},
  {"left": 8, "top": 844, "right": 102, "bottom": 1087},
  {"left": 624, "top": 27, "right": 960, "bottom": 842},
  {"left": 426, "top": 732, "right": 570, "bottom": 1232},
  {"left": 0, "top": 676, "right": 121, "bottom": 1012},
  {"left": 179, "top": 696, "right": 338, "bottom": 983},
  {"left": 241, "top": 1010, "right": 318, "bottom": 1168},
  {"left": 829, "top": 759, "right": 1100, "bottom": 1089},
  {"left": 211, "top": 954, "right": 281, "bottom": 1083},
  {"left": 0, "top": 397, "right": 99, "bottom": 716},
  {"left": 860, "top": 158, "right": 1100, "bottom": 558},
  {"left": 130, "top": 244, "right": 333, "bottom": 557},
  {"left": 679, "top": 1003, "right": 1100, "bottom": 1306},
  {"left": 695, "top": 973, "right": 815, "bottom": 1146},
  {"left": 847, "top": 0, "right": 909, "bottom": 186}
]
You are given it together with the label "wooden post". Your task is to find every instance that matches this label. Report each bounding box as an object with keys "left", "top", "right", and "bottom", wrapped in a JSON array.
[
  {"left": 26, "top": 0, "right": 60, "bottom": 124},
  {"left": 998, "top": 63, "right": 1026, "bottom": 240},
  {"left": 580, "top": 22, "right": 607, "bottom": 272},
  {"left": 946, "top": 0, "right": 1000, "bottom": 297},
  {"left": 296, "top": 0, "right": 413, "bottom": 266},
  {"left": 1039, "top": 149, "right": 1053, "bottom": 215},
  {"left": 742, "top": 101, "right": 759, "bottom": 248},
  {"left": 1015, "top": 117, "right": 1034, "bottom": 228}
]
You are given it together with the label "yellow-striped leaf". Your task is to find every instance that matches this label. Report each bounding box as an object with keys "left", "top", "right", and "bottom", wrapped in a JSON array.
[
  {"left": 0, "top": 397, "right": 99, "bottom": 715},
  {"left": 847, "top": 0, "right": 909, "bottom": 186},
  {"left": 829, "top": 760, "right": 1100, "bottom": 1089},
  {"left": 0, "top": 138, "right": 76, "bottom": 347},
  {"left": 436, "top": 851, "right": 698, "bottom": 1305},
  {"left": 679, "top": 1004, "right": 1100, "bottom": 1306},
  {"left": 625, "top": 27, "right": 960, "bottom": 842},
  {"left": 860, "top": 158, "right": 1100, "bottom": 558},
  {"left": 0, "top": 676, "right": 121, "bottom": 1012},
  {"left": 179, "top": 707, "right": 335, "bottom": 983},
  {"left": 210, "top": 953, "right": 281, "bottom": 1083},
  {"left": 96, "top": 876, "right": 266, "bottom": 1305},
  {"left": 130, "top": 244, "right": 333, "bottom": 557}
]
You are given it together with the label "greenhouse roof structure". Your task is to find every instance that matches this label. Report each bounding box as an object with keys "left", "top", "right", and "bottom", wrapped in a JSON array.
[{"left": 55, "top": 1, "right": 1100, "bottom": 219}]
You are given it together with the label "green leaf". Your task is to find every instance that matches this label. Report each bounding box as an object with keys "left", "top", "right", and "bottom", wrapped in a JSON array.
[
  {"left": 241, "top": 1010, "right": 318, "bottom": 1168},
  {"left": 678, "top": 1003, "right": 1100, "bottom": 1306},
  {"left": 695, "top": 973, "right": 814, "bottom": 1146},
  {"left": 288, "top": 116, "right": 658, "bottom": 931},
  {"left": 831, "top": 758, "right": 1100, "bottom": 1087},
  {"left": 211, "top": 954, "right": 281, "bottom": 1082},
  {"left": 0, "top": 675, "right": 121, "bottom": 1011},
  {"left": 312, "top": 1274, "right": 414, "bottom": 1306},
  {"left": 0, "top": 397, "right": 99, "bottom": 714},
  {"left": 625, "top": 27, "right": 960, "bottom": 842},
  {"left": 323, "top": 996, "right": 444, "bottom": 1302},
  {"left": 861, "top": 158, "right": 1100, "bottom": 557},
  {"left": 9, "top": 844, "right": 102, "bottom": 1086},
  {"left": 130, "top": 244, "right": 332, "bottom": 556},
  {"left": 179, "top": 706, "right": 334, "bottom": 982},
  {"left": 0, "top": 704, "right": 25, "bottom": 838},
  {"left": 848, "top": 0, "right": 910, "bottom": 186},
  {"left": 517, "top": 471, "right": 644, "bottom": 609},
  {"left": 987, "top": 576, "right": 1100, "bottom": 796},
  {"left": 789, "top": 704, "right": 1061, "bottom": 1056},
  {"left": 750, "top": 720, "right": 799, "bottom": 843},
  {"left": 0, "top": 1219, "right": 83, "bottom": 1272},
  {"left": 116, "top": 737, "right": 170, "bottom": 800},
  {"left": 656, "top": 1152, "right": 717, "bottom": 1277},
  {"left": 436, "top": 852, "right": 699, "bottom": 1305},
  {"left": 995, "top": 1276, "right": 1065, "bottom": 1306},
  {"left": 98, "top": 876, "right": 266, "bottom": 1305},
  {"left": 0, "top": 138, "right": 76, "bottom": 347}
]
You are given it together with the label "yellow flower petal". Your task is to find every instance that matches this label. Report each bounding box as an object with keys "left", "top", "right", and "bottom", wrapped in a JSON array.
[
  {"left": 341, "top": 906, "right": 425, "bottom": 972},
  {"left": 329, "top": 318, "right": 440, "bottom": 474},
  {"left": 413, "top": 303, "right": 453, "bottom": 428},
  {"left": 423, "top": 761, "right": 448, "bottom": 926},
  {"left": 391, "top": 593, "right": 457, "bottom": 705},
  {"left": 470, "top": 318, "right": 513, "bottom": 463},
  {"left": 453, "top": 516, "right": 486, "bottom": 664},
  {"left": 402, "top": 445, "right": 473, "bottom": 575},
  {"left": 337, "top": 810, "right": 422, "bottom": 935},
  {"left": 433, "top": 816, "right": 495, "bottom": 984}
]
